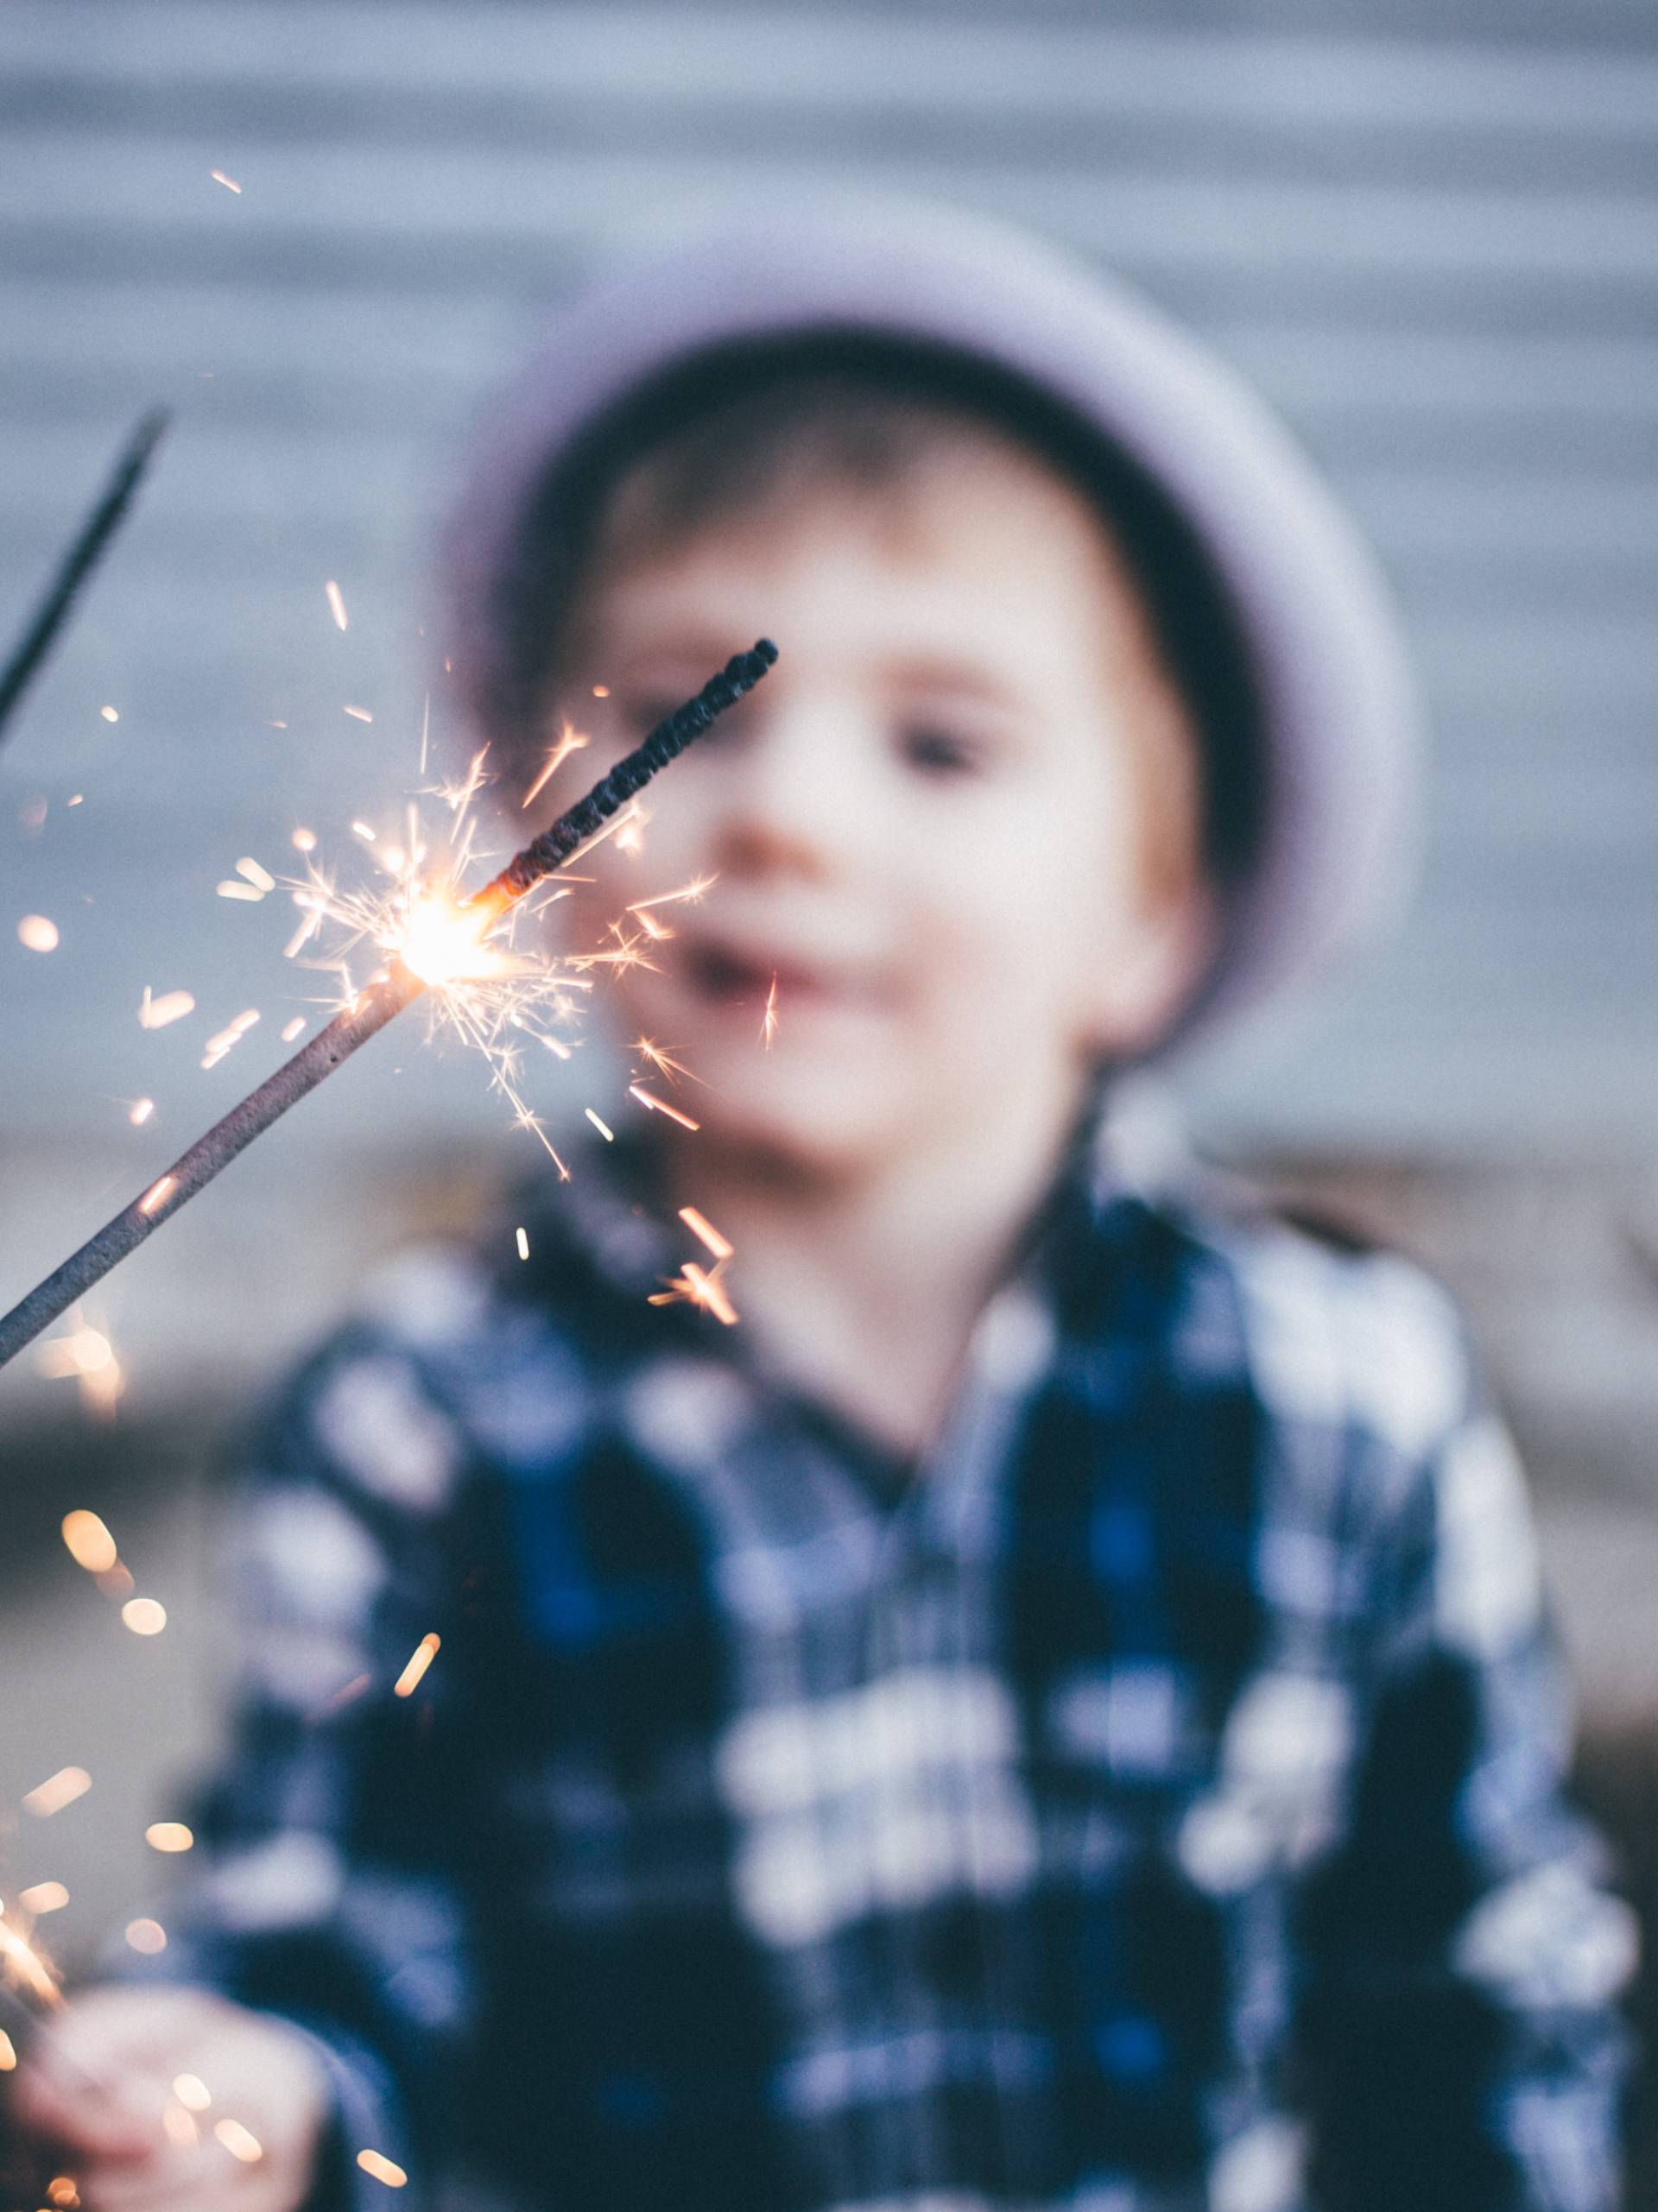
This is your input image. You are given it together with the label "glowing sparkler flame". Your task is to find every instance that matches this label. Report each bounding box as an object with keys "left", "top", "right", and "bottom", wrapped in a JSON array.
[
  {"left": 395, "top": 888, "right": 509, "bottom": 989},
  {"left": 0, "top": 1904, "right": 64, "bottom": 2010},
  {"left": 282, "top": 774, "right": 576, "bottom": 1166}
]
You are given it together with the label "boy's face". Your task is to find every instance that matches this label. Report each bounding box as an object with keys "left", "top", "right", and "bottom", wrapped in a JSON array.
[{"left": 549, "top": 439, "right": 1212, "bottom": 1178}]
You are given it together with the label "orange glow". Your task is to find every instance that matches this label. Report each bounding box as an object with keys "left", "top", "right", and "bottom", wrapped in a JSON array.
[
  {"left": 634, "top": 1038, "right": 701, "bottom": 1088},
  {"left": 17, "top": 913, "right": 59, "bottom": 951},
  {"left": 146, "top": 1822, "right": 193, "bottom": 1853},
  {"left": 23, "top": 1768, "right": 91, "bottom": 1819},
  {"left": 677, "top": 1207, "right": 733, "bottom": 1261},
  {"left": 138, "top": 1174, "right": 177, "bottom": 1216},
  {"left": 38, "top": 1325, "right": 114, "bottom": 1380},
  {"left": 124, "top": 1918, "right": 167, "bottom": 1954},
  {"left": 394, "top": 891, "right": 507, "bottom": 989},
  {"left": 627, "top": 874, "right": 716, "bottom": 913},
  {"left": 358, "top": 2148, "right": 408, "bottom": 2188},
  {"left": 201, "top": 1009, "right": 261, "bottom": 1070},
  {"left": 521, "top": 724, "right": 589, "bottom": 810},
  {"left": 138, "top": 987, "right": 194, "bottom": 1029},
  {"left": 18, "top": 1882, "right": 68, "bottom": 1916},
  {"left": 61, "top": 1510, "right": 117, "bottom": 1574},
  {"left": 393, "top": 1632, "right": 440, "bottom": 1698},
  {"left": 173, "top": 2071, "right": 212, "bottom": 2110},
  {"left": 629, "top": 1085, "right": 699, "bottom": 1132},
  {"left": 214, "top": 2117, "right": 263, "bottom": 2163},
  {"left": 122, "top": 1598, "right": 168, "bottom": 1637},
  {"left": 682, "top": 1262, "right": 738, "bottom": 1326},
  {"left": 0, "top": 1905, "right": 65, "bottom": 2006}
]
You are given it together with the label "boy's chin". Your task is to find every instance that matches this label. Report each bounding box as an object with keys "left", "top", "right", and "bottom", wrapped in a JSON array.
[{"left": 687, "top": 1073, "right": 914, "bottom": 1184}]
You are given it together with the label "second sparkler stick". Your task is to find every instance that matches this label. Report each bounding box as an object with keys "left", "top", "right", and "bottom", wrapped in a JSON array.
[{"left": 0, "top": 640, "right": 777, "bottom": 1371}]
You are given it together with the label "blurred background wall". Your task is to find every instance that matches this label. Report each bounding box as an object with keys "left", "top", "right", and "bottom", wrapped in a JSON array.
[{"left": 1, "top": 0, "right": 1655, "bottom": 2196}]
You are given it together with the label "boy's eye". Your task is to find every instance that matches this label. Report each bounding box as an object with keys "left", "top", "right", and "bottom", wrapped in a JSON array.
[
  {"left": 899, "top": 724, "right": 982, "bottom": 778},
  {"left": 616, "top": 692, "right": 686, "bottom": 737},
  {"left": 618, "top": 690, "right": 752, "bottom": 746}
]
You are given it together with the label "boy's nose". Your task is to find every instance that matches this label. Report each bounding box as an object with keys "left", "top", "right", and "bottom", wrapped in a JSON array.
[{"left": 710, "top": 697, "right": 868, "bottom": 883}]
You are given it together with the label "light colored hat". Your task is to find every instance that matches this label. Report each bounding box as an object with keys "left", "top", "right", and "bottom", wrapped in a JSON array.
[{"left": 443, "top": 196, "right": 1423, "bottom": 1068}]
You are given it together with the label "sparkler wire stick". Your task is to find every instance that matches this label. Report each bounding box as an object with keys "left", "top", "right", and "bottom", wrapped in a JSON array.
[
  {"left": 0, "top": 640, "right": 777, "bottom": 1371},
  {"left": 0, "top": 408, "right": 171, "bottom": 751}
]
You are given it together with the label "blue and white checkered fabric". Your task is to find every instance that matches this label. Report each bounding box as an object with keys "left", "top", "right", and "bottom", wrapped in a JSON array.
[{"left": 136, "top": 1112, "right": 1636, "bottom": 2211}]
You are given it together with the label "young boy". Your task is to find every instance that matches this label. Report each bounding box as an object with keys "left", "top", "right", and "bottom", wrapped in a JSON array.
[{"left": 9, "top": 203, "right": 1636, "bottom": 2210}]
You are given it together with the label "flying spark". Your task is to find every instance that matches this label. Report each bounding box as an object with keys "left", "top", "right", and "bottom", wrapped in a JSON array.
[
  {"left": 36, "top": 1318, "right": 123, "bottom": 1415},
  {"left": 522, "top": 723, "right": 589, "bottom": 809},
  {"left": 215, "top": 2117, "right": 264, "bottom": 2162},
  {"left": 634, "top": 1038, "right": 702, "bottom": 1087},
  {"left": 325, "top": 580, "right": 348, "bottom": 631},
  {"left": 61, "top": 1510, "right": 117, "bottom": 1573},
  {"left": 0, "top": 1904, "right": 64, "bottom": 2007},
  {"left": 629, "top": 1084, "right": 699, "bottom": 1131},
  {"left": 210, "top": 170, "right": 242, "bottom": 193},
  {"left": 678, "top": 1206, "right": 733, "bottom": 1261},
  {"left": 22, "top": 1768, "right": 91, "bottom": 1818},
  {"left": 393, "top": 1632, "right": 440, "bottom": 1698},
  {"left": 138, "top": 987, "right": 193, "bottom": 1029},
  {"left": 627, "top": 875, "right": 717, "bottom": 913}
]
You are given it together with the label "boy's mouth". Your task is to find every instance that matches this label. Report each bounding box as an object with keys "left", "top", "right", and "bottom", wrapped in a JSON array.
[{"left": 679, "top": 938, "right": 868, "bottom": 1010}]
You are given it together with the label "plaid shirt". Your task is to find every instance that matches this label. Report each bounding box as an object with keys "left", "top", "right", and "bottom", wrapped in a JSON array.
[{"left": 136, "top": 1098, "right": 1634, "bottom": 2211}]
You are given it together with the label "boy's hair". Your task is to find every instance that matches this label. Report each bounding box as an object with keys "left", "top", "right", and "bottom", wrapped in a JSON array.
[{"left": 500, "top": 332, "right": 1268, "bottom": 915}]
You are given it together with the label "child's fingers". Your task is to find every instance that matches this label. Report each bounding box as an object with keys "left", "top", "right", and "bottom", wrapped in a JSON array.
[
  {"left": 79, "top": 2140, "right": 298, "bottom": 2212},
  {"left": 6, "top": 2051, "right": 160, "bottom": 2160},
  {"left": 46, "top": 1983, "right": 217, "bottom": 2070}
]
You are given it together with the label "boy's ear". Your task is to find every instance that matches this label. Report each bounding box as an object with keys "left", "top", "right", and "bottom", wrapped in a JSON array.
[{"left": 1085, "top": 883, "right": 1218, "bottom": 1059}]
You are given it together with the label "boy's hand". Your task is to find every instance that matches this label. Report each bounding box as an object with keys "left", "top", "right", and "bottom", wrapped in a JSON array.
[{"left": 8, "top": 1984, "right": 329, "bottom": 2210}]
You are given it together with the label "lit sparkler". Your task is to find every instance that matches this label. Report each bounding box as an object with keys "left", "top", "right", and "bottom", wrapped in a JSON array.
[
  {"left": 0, "top": 409, "right": 169, "bottom": 754},
  {"left": 0, "top": 642, "right": 777, "bottom": 1371}
]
